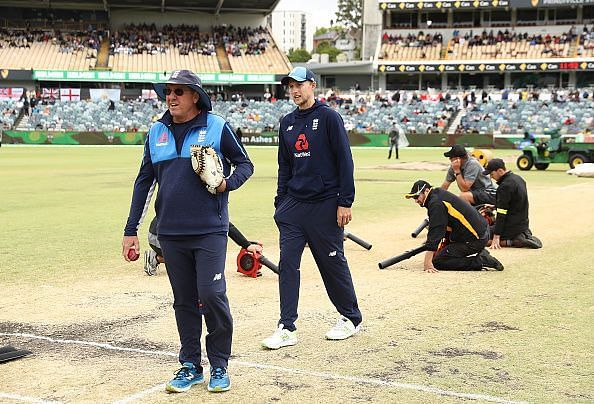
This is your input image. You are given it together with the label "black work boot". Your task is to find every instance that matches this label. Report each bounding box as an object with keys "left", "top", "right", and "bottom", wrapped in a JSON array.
[
  {"left": 479, "top": 249, "right": 504, "bottom": 271},
  {"left": 514, "top": 231, "right": 543, "bottom": 249}
]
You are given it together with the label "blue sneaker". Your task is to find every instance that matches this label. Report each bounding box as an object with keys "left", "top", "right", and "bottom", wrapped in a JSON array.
[
  {"left": 207, "top": 367, "right": 231, "bottom": 392},
  {"left": 165, "top": 362, "right": 204, "bottom": 393}
]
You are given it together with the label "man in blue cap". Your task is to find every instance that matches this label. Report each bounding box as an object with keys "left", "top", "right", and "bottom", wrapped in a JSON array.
[
  {"left": 122, "top": 69, "right": 253, "bottom": 393},
  {"left": 261, "top": 67, "right": 362, "bottom": 349}
]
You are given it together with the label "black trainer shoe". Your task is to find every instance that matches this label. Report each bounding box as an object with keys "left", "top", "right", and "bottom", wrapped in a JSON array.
[
  {"left": 479, "top": 249, "right": 504, "bottom": 271},
  {"left": 514, "top": 232, "right": 543, "bottom": 249}
]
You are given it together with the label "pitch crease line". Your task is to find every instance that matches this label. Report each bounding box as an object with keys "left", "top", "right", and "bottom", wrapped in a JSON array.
[
  {"left": 112, "top": 383, "right": 167, "bottom": 404},
  {"left": 0, "top": 392, "right": 61, "bottom": 403},
  {"left": 1, "top": 332, "right": 525, "bottom": 404}
]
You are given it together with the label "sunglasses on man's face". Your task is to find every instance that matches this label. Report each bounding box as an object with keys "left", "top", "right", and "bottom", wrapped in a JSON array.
[{"left": 165, "top": 88, "right": 187, "bottom": 96}]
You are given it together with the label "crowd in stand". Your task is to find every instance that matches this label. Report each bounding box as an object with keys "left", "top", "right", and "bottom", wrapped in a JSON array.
[
  {"left": 214, "top": 25, "right": 269, "bottom": 56},
  {"left": 379, "top": 27, "right": 581, "bottom": 61},
  {"left": 454, "top": 88, "right": 594, "bottom": 135},
  {"left": 1, "top": 101, "right": 20, "bottom": 130},
  {"left": 450, "top": 29, "right": 575, "bottom": 56},
  {"left": 110, "top": 23, "right": 215, "bottom": 56},
  {"left": 577, "top": 25, "right": 594, "bottom": 56},
  {"left": 382, "top": 31, "right": 443, "bottom": 47},
  {"left": 452, "top": 28, "right": 575, "bottom": 47},
  {"left": 0, "top": 27, "right": 103, "bottom": 56},
  {"left": 108, "top": 24, "right": 269, "bottom": 57}
]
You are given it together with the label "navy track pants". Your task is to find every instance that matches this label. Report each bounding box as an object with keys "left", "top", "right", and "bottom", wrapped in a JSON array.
[
  {"left": 159, "top": 233, "right": 232, "bottom": 372},
  {"left": 274, "top": 196, "right": 362, "bottom": 331}
]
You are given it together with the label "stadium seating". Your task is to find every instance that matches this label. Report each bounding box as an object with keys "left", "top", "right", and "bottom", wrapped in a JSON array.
[
  {"left": 459, "top": 100, "right": 594, "bottom": 135},
  {"left": 107, "top": 25, "right": 289, "bottom": 74},
  {"left": 108, "top": 24, "right": 220, "bottom": 73},
  {"left": 447, "top": 31, "right": 573, "bottom": 60},
  {"left": 379, "top": 28, "right": 579, "bottom": 61},
  {"left": 380, "top": 32, "right": 443, "bottom": 61},
  {"left": 215, "top": 25, "right": 290, "bottom": 73},
  {"left": 228, "top": 40, "right": 291, "bottom": 74},
  {"left": 1, "top": 101, "right": 19, "bottom": 130},
  {"left": 0, "top": 29, "right": 101, "bottom": 70},
  {"left": 20, "top": 97, "right": 458, "bottom": 135},
  {"left": 109, "top": 47, "right": 220, "bottom": 73},
  {"left": 0, "top": 24, "right": 288, "bottom": 74},
  {"left": 22, "top": 99, "right": 161, "bottom": 132}
]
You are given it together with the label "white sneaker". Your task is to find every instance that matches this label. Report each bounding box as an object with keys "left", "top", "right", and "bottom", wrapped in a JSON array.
[
  {"left": 325, "top": 316, "right": 360, "bottom": 340},
  {"left": 261, "top": 324, "right": 298, "bottom": 350},
  {"left": 144, "top": 250, "right": 159, "bottom": 276}
]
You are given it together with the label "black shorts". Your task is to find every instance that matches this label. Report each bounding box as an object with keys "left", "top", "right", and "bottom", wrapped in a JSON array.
[{"left": 471, "top": 188, "right": 497, "bottom": 205}]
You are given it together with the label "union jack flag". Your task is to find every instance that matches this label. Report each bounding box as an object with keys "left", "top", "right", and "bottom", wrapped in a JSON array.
[{"left": 42, "top": 88, "right": 59, "bottom": 100}]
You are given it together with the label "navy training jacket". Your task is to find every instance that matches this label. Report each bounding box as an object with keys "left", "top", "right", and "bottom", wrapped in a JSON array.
[
  {"left": 276, "top": 101, "right": 355, "bottom": 207},
  {"left": 124, "top": 110, "right": 253, "bottom": 237}
]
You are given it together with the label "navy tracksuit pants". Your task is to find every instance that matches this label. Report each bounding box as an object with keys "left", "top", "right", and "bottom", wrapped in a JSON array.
[
  {"left": 159, "top": 233, "right": 232, "bottom": 372},
  {"left": 274, "top": 196, "right": 362, "bottom": 331}
]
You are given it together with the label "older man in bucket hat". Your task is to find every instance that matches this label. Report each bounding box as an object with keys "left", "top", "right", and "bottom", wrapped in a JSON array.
[{"left": 122, "top": 69, "right": 253, "bottom": 393}]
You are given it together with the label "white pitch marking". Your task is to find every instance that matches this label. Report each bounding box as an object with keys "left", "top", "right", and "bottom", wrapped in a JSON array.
[
  {"left": 0, "top": 333, "right": 177, "bottom": 358},
  {"left": 0, "top": 392, "right": 60, "bottom": 403},
  {"left": 1, "top": 332, "right": 525, "bottom": 404},
  {"left": 112, "top": 383, "right": 167, "bottom": 404}
]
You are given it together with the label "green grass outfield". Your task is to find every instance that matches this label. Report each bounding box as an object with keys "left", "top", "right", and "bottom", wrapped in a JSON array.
[
  {"left": 1, "top": 145, "right": 593, "bottom": 402},
  {"left": 0, "top": 145, "right": 577, "bottom": 282}
]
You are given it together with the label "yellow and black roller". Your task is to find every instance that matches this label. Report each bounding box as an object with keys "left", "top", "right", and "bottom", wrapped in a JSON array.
[{"left": 470, "top": 149, "right": 493, "bottom": 167}]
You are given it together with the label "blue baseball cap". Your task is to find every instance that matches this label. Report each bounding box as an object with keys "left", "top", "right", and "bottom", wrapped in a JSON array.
[
  {"left": 281, "top": 67, "right": 316, "bottom": 85},
  {"left": 153, "top": 69, "right": 212, "bottom": 111}
]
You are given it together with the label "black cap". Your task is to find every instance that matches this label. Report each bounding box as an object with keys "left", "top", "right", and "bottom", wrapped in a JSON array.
[
  {"left": 405, "top": 180, "right": 432, "bottom": 199},
  {"left": 444, "top": 144, "right": 467, "bottom": 158},
  {"left": 483, "top": 158, "right": 506, "bottom": 175},
  {"left": 153, "top": 69, "right": 212, "bottom": 111}
]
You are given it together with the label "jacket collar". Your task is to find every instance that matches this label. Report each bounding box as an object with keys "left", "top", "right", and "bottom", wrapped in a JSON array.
[
  {"left": 158, "top": 109, "right": 208, "bottom": 129},
  {"left": 497, "top": 170, "right": 512, "bottom": 185}
]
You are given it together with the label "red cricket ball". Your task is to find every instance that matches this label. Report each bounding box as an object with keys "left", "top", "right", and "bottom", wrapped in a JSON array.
[{"left": 127, "top": 249, "right": 140, "bottom": 261}]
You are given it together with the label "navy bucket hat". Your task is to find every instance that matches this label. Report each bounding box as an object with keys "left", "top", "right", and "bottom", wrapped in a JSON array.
[{"left": 153, "top": 69, "right": 212, "bottom": 111}]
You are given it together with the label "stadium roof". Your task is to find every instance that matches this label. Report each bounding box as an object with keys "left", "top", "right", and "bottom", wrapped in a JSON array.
[{"left": 0, "top": 0, "right": 282, "bottom": 14}]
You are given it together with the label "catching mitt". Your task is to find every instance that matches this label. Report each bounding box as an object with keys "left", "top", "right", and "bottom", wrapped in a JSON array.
[{"left": 190, "top": 145, "right": 224, "bottom": 194}]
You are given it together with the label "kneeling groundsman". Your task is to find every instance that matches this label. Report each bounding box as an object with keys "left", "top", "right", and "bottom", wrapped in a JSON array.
[
  {"left": 406, "top": 180, "right": 504, "bottom": 273},
  {"left": 483, "top": 158, "right": 542, "bottom": 249}
]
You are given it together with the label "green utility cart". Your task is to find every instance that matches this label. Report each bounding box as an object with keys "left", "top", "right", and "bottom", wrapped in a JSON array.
[{"left": 517, "top": 129, "right": 594, "bottom": 171}]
